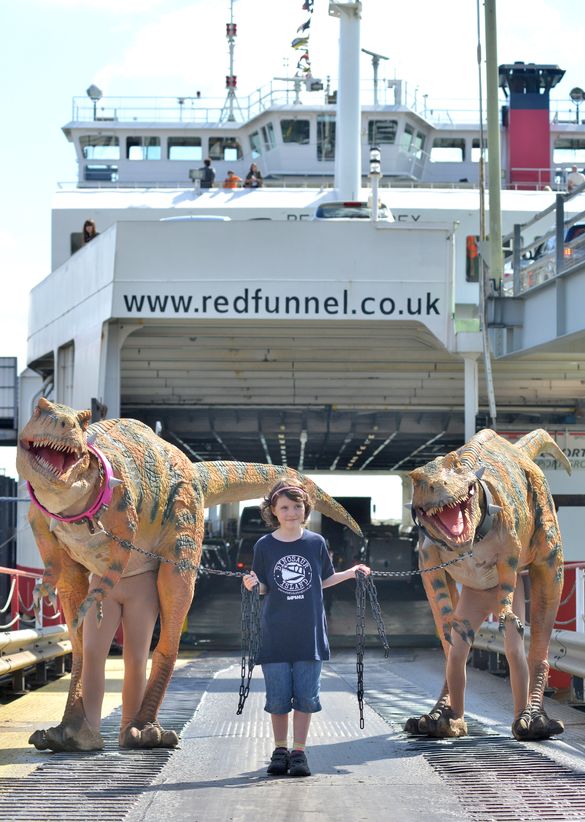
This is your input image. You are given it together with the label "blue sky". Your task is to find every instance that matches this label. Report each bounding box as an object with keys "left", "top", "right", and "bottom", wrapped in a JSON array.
[{"left": 1, "top": 0, "right": 584, "bottom": 478}]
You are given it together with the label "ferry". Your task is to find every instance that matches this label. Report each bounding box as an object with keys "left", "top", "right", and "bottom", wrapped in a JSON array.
[
  {"left": 3, "top": 6, "right": 585, "bottom": 816},
  {"left": 9, "top": 0, "right": 584, "bottom": 566}
]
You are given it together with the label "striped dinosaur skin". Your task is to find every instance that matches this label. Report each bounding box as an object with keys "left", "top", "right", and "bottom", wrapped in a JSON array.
[
  {"left": 17, "top": 398, "right": 362, "bottom": 753},
  {"left": 405, "top": 429, "right": 569, "bottom": 741}
]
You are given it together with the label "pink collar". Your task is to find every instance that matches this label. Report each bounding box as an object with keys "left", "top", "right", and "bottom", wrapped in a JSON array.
[{"left": 27, "top": 442, "right": 116, "bottom": 523}]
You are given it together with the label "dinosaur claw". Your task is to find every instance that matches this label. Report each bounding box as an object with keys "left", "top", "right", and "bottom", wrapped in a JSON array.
[
  {"left": 404, "top": 716, "right": 422, "bottom": 735},
  {"left": 512, "top": 709, "right": 564, "bottom": 741},
  {"left": 29, "top": 721, "right": 104, "bottom": 752},
  {"left": 119, "top": 721, "right": 179, "bottom": 749},
  {"left": 436, "top": 709, "right": 468, "bottom": 738}
]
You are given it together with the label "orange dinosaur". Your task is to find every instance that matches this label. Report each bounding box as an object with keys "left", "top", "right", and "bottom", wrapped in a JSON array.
[
  {"left": 16, "top": 398, "right": 361, "bottom": 753},
  {"left": 405, "top": 428, "right": 569, "bottom": 741}
]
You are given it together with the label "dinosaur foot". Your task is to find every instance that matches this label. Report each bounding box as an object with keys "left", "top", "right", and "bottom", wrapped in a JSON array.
[
  {"left": 119, "top": 721, "right": 179, "bottom": 749},
  {"left": 512, "top": 709, "right": 565, "bottom": 741},
  {"left": 405, "top": 707, "right": 467, "bottom": 738},
  {"left": 29, "top": 720, "right": 104, "bottom": 752}
]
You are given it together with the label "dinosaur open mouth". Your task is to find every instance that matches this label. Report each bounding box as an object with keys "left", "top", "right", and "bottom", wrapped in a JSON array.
[
  {"left": 418, "top": 485, "right": 476, "bottom": 544},
  {"left": 20, "top": 438, "right": 82, "bottom": 479}
]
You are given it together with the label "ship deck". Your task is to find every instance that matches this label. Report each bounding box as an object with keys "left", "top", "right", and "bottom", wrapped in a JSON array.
[{"left": 3, "top": 581, "right": 585, "bottom": 820}]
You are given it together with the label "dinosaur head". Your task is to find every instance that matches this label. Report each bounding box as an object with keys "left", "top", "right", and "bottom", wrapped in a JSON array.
[
  {"left": 409, "top": 452, "right": 485, "bottom": 549},
  {"left": 17, "top": 398, "right": 92, "bottom": 491}
]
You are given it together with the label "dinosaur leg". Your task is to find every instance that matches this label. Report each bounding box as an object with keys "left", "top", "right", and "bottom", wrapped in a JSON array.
[
  {"left": 438, "top": 585, "right": 501, "bottom": 739},
  {"left": 503, "top": 576, "right": 529, "bottom": 722},
  {"left": 119, "top": 561, "right": 197, "bottom": 749},
  {"left": 81, "top": 582, "right": 123, "bottom": 732},
  {"left": 116, "top": 570, "right": 160, "bottom": 746},
  {"left": 404, "top": 545, "right": 460, "bottom": 736},
  {"left": 29, "top": 548, "right": 103, "bottom": 752},
  {"left": 513, "top": 558, "right": 564, "bottom": 741}
]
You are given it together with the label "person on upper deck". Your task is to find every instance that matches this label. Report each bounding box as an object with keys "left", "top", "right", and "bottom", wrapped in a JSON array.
[
  {"left": 199, "top": 158, "right": 216, "bottom": 189},
  {"left": 82, "top": 219, "right": 99, "bottom": 244},
  {"left": 243, "top": 163, "right": 263, "bottom": 188},
  {"left": 567, "top": 166, "right": 585, "bottom": 193},
  {"left": 223, "top": 170, "right": 242, "bottom": 189}
]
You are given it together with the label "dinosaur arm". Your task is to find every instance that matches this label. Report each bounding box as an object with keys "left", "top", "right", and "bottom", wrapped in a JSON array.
[{"left": 29, "top": 510, "right": 64, "bottom": 594}]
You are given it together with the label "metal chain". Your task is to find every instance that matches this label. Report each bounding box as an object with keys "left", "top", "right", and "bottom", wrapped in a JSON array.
[
  {"left": 355, "top": 571, "right": 367, "bottom": 729},
  {"left": 371, "top": 548, "right": 474, "bottom": 578},
  {"left": 99, "top": 522, "right": 474, "bottom": 580},
  {"left": 236, "top": 582, "right": 261, "bottom": 715},
  {"left": 354, "top": 571, "right": 391, "bottom": 729},
  {"left": 364, "top": 573, "right": 390, "bottom": 658}
]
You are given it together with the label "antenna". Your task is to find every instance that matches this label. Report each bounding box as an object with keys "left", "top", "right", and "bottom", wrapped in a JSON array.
[
  {"left": 220, "top": 0, "right": 242, "bottom": 123},
  {"left": 361, "top": 48, "right": 389, "bottom": 106}
]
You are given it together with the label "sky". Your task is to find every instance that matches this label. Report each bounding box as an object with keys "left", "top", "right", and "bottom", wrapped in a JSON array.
[{"left": 0, "top": 0, "right": 584, "bottom": 480}]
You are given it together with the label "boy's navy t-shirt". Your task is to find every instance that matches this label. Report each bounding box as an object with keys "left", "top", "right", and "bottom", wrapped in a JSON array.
[{"left": 252, "top": 529, "right": 335, "bottom": 664}]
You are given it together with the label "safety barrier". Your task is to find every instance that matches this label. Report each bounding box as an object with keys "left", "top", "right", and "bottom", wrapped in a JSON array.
[
  {"left": 473, "top": 561, "right": 585, "bottom": 698},
  {"left": 0, "top": 566, "right": 70, "bottom": 691}
]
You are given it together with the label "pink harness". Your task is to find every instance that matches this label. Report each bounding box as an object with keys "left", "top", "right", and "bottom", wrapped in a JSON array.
[{"left": 27, "top": 442, "right": 116, "bottom": 524}]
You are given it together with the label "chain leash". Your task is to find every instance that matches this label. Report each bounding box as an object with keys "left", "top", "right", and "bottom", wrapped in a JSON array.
[
  {"left": 94, "top": 520, "right": 474, "bottom": 721},
  {"left": 355, "top": 571, "right": 391, "bottom": 729},
  {"left": 236, "top": 583, "right": 261, "bottom": 715}
]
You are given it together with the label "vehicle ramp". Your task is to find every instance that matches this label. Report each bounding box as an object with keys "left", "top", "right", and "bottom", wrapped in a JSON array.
[{"left": 2, "top": 651, "right": 585, "bottom": 821}]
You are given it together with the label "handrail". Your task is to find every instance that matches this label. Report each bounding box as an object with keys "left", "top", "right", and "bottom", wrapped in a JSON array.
[{"left": 474, "top": 622, "right": 585, "bottom": 679}]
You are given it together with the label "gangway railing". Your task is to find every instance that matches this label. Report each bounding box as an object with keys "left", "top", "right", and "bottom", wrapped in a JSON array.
[
  {"left": 0, "top": 565, "right": 70, "bottom": 692},
  {"left": 499, "top": 186, "right": 585, "bottom": 296},
  {"left": 473, "top": 561, "right": 585, "bottom": 701}
]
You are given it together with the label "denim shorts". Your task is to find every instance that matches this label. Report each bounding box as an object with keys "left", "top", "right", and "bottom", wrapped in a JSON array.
[{"left": 261, "top": 660, "right": 323, "bottom": 714}]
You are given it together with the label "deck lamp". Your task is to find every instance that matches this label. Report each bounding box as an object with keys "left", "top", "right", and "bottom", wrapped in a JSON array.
[
  {"left": 86, "top": 84, "right": 103, "bottom": 120},
  {"left": 570, "top": 87, "right": 585, "bottom": 124},
  {"left": 369, "top": 145, "right": 382, "bottom": 221}
]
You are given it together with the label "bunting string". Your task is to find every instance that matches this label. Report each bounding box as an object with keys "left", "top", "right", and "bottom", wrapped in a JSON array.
[{"left": 291, "top": 0, "right": 315, "bottom": 77}]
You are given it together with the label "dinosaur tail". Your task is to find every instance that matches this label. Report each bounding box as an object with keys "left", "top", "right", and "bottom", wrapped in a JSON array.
[
  {"left": 513, "top": 429, "right": 572, "bottom": 475},
  {"left": 195, "top": 461, "right": 362, "bottom": 536}
]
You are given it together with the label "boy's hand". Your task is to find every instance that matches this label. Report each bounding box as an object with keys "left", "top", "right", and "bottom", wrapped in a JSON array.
[
  {"left": 353, "top": 564, "right": 371, "bottom": 577},
  {"left": 243, "top": 571, "right": 259, "bottom": 591}
]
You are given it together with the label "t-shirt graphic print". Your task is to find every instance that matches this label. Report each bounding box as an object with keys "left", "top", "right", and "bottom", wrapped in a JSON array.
[{"left": 274, "top": 554, "right": 313, "bottom": 599}]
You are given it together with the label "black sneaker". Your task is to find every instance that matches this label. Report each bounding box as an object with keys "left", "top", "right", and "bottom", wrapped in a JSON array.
[
  {"left": 266, "top": 747, "right": 290, "bottom": 775},
  {"left": 289, "top": 749, "right": 311, "bottom": 777}
]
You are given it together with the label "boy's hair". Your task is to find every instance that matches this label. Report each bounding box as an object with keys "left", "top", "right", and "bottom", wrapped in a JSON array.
[{"left": 260, "top": 479, "right": 314, "bottom": 527}]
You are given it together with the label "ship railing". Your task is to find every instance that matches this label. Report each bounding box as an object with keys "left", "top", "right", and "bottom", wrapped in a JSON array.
[
  {"left": 500, "top": 184, "right": 585, "bottom": 296},
  {"left": 473, "top": 561, "right": 585, "bottom": 701},
  {"left": 70, "top": 84, "right": 585, "bottom": 126},
  {"left": 0, "top": 565, "right": 71, "bottom": 692}
]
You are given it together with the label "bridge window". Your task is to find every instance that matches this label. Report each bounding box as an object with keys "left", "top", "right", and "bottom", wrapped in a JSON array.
[
  {"left": 412, "top": 130, "right": 426, "bottom": 158},
  {"left": 209, "top": 137, "right": 243, "bottom": 161},
  {"left": 317, "top": 115, "right": 336, "bottom": 161},
  {"left": 126, "top": 136, "right": 161, "bottom": 160},
  {"left": 249, "top": 131, "right": 262, "bottom": 158},
  {"left": 261, "top": 123, "right": 276, "bottom": 151},
  {"left": 430, "top": 137, "right": 466, "bottom": 162},
  {"left": 368, "top": 120, "right": 398, "bottom": 144},
  {"left": 399, "top": 123, "right": 415, "bottom": 153},
  {"left": 80, "top": 135, "right": 119, "bottom": 160},
  {"left": 281, "top": 119, "right": 310, "bottom": 144},
  {"left": 553, "top": 137, "right": 585, "bottom": 164},
  {"left": 168, "top": 137, "right": 202, "bottom": 160}
]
